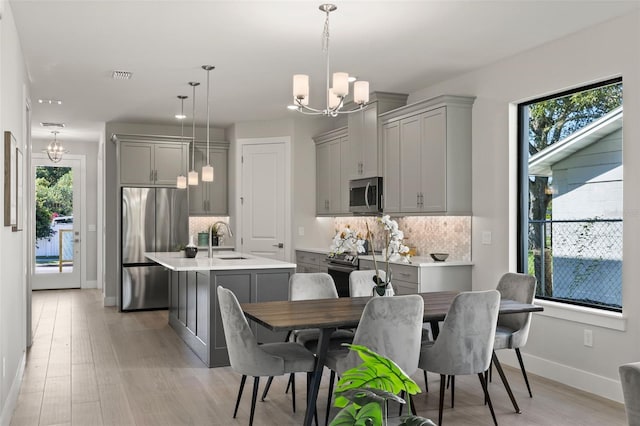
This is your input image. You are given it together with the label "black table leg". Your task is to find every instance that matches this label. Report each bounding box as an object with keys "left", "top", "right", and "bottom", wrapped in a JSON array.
[{"left": 304, "top": 328, "right": 332, "bottom": 426}]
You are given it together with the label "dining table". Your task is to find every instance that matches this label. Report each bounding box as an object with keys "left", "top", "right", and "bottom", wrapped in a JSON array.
[{"left": 241, "top": 291, "right": 544, "bottom": 426}]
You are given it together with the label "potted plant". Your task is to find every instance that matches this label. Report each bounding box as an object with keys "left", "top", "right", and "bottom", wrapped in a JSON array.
[
  {"left": 209, "top": 223, "right": 220, "bottom": 246},
  {"left": 330, "top": 344, "right": 435, "bottom": 426},
  {"left": 365, "top": 216, "right": 412, "bottom": 296}
]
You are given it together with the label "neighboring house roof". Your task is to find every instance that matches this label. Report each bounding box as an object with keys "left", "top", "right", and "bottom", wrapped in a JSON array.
[{"left": 528, "top": 106, "right": 623, "bottom": 176}]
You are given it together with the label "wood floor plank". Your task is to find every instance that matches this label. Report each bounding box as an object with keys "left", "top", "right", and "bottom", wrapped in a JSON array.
[
  {"left": 71, "top": 401, "right": 103, "bottom": 426},
  {"left": 12, "top": 289, "right": 628, "bottom": 426},
  {"left": 40, "top": 375, "right": 71, "bottom": 426}
]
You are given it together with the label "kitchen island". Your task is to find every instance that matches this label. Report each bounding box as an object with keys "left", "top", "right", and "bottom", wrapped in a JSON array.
[{"left": 145, "top": 251, "right": 296, "bottom": 367}]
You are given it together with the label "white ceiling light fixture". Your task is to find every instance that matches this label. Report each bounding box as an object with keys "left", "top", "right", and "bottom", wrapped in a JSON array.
[
  {"left": 201, "top": 65, "right": 214, "bottom": 182},
  {"left": 188, "top": 81, "right": 200, "bottom": 186},
  {"left": 44, "top": 130, "right": 67, "bottom": 163},
  {"left": 176, "top": 95, "right": 188, "bottom": 189},
  {"left": 290, "top": 4, "right": 370, "bottom": 117}
]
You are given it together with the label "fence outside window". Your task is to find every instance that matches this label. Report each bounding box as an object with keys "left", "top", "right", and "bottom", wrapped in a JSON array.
[{"left": 528, "top": 218, "right": 622, "bottom": 311}]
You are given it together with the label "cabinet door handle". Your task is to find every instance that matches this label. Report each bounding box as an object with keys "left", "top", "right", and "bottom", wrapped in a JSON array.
[
  {"left": 417, "top": 193, "right": 420, "bottom": 207},
  {"left": 399, "top": 272, "right": 411, "bottom": 278},
  {"left": 150, "top": 170, "right": 155, "bottom": 182}
]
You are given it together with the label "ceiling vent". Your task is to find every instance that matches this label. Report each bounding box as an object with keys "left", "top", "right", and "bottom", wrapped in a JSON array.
[
  {"left": 112, "top": 70, "right": 133, "bottom": 80},
  {"left": 40, "top": 122, "right": 65, "bottom": 129}
]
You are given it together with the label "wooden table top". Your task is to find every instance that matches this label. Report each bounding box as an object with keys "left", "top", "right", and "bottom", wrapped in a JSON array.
[{"left": 241, "top": 291, "right": 544, "bottom": 332}]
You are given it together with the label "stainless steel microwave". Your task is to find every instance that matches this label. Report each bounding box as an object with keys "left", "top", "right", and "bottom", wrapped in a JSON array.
[{"left": 349, "top": 177, "right": 383, "bottom": 214}]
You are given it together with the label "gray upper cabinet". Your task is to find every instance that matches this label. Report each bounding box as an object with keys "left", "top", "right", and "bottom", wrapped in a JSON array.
[
  {"left": 117, "top": 136, "right": 189, "bottom": 186},
  {"left": 314, "top": 127, "right": 348, "bottom": 216},
  {"left": 188, "top": 141, "right": 229, "bottom": 216},
  {"left": 382, "top": 95, "right": 475, "bottom": 215},
  {"left": 346, "top": 92, "right": 408, "bottom": 180}
]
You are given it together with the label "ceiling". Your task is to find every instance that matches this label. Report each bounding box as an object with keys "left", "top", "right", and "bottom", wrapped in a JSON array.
[{"left": 10, "top": 0, "right": 640, "bottom": 144}]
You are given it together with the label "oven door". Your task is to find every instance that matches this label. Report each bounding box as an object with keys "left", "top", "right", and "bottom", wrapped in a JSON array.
[{"left": 327, "top": 263, "right": 356, "bottom": 297}]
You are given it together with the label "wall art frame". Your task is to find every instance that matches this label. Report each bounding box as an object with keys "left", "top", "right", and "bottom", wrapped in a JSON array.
[{"left": 4, "top": 131, "right": 17, "bottom": 227}]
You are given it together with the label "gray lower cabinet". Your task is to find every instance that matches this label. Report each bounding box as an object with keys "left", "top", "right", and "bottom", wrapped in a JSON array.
[
  {"left": 359, "top": 258, "right": 471, "bottom": 294},
  {"left": 295, "top": 250, "right": 329, "bottom": 273},
  {"left": 168, "top": 267, "right": 292, "bottom": 367}
]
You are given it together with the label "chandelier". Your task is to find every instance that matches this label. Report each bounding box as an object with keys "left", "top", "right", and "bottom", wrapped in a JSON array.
[
  {"left": 44, "top": 130, "right": 67, "bottom": 163},
  {"left": 290, "top": 4, "right": 370, "bottom": 117}
]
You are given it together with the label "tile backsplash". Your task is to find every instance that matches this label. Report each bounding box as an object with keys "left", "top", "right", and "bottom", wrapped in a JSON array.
[
  {"left": 188, "top": 216, "right": 230, "bottom": 241},
  {"left": 333, "top": 216, "right": 471, "bottom": 261}
]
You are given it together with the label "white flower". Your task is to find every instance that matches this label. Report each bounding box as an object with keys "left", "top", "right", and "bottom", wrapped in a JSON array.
[{"left": 330, "top": 226, "right": 366, "bottom": 255}]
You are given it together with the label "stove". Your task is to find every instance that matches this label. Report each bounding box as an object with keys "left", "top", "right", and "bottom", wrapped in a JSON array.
[
  {"left": 326, "top": 252, "right": 359, "bottom": 267},
  {"left": 326, "top": 252, "right": 359, "bottom": 297}
]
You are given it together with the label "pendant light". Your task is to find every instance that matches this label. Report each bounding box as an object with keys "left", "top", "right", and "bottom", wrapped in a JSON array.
[
  {"left": 201, "top": 65, "right": 214, "bottom": 182},
  {"left": 176, "top": 95, "right": 188, "bottom": 189},
  {"left": 188, "top": 81, "right": 200, "bottom": 186},
  {"left": 44, "top": 130, "right": 68, "bottom": 163}
]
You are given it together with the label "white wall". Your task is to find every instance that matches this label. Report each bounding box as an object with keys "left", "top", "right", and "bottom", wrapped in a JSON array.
[
  {"left": 228, "top": 116, "right": 336, "bottom": 258},
  {"left": 410, "top": 11, "right": 640, "bottom": 401},
  {"left": 0, "top": 1, "right": 29, "bottom": 423}
]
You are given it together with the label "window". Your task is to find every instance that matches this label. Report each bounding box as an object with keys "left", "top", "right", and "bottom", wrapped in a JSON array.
[{"left": 517, "top": 78, "right": 623, "bottom": 312}]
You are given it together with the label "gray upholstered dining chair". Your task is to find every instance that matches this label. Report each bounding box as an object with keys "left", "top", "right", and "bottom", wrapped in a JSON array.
[
  {"left": 261, "top": 273, "right": 354, "bottom": 412},
  {"left": 349, "top": 269, "right": 393, "bottom": 296},
  {"left": 619, "top": 362, "right": 640, "bottom": 426},
  {"left": 418, "top": 290, "right": 501, "bottom": 426},
  {"left": 323, "top": 294, "right": 424, "bottom": 425},
  {"left": 216, "top": 286, "right": 317, "bottom": 426},
  {"left": 493, "top": 272, "right": 537, "bottom": 397}
]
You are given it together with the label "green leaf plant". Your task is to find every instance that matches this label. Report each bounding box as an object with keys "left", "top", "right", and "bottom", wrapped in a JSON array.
[{"left": 329, "top": 344, "right": 436, "bottom": 426}]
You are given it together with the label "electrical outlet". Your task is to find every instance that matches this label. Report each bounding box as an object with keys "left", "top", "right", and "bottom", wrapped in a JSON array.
[
  {"left": 298, "top": 226, "right": 305, "bottom": 236},
  {"left": 584, "top": 329, "right": 593, "bottom": 347}
]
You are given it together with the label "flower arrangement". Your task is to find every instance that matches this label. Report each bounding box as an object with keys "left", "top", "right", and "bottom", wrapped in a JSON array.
[
  {"left": 330, "top": 226, "right": 367, "bottom": 255},
  {"left": 366, "top": 215, "right": 411, "bottom": 296}
]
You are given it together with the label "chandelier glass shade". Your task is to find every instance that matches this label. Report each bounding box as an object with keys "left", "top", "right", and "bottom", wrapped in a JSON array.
[
  {"left": 45, "top": 131, "right": 67, "bottom": 163},
  {"left": 176, "top": 95, "right": 188, "bottom": 189},
  {"left": 188, "top": 81, "right": 200, "bottom": 186},
  {"left": 290, "top": 4, "right": 370, "bottom": 117},
  {"left": 201, "top": 65, "right": 214, "bottom": 182}
]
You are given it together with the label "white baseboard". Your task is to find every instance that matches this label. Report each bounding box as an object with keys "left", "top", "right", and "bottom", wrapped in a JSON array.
[
  {"left": 497, "top": 350, "right": 623, "bottom": 403},
  {"left": 82, "top": 280, "right": 97, "bottom": 289},
  {"left": 103, "top": 296, "right": 116, "bottom": 306},
  {"left": 0, "top": 352, "right": 26, "bottom": 426}
]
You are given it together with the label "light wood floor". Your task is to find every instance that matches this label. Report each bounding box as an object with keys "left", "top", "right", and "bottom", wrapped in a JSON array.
[{"left": 10, "top": 289, "right": 626, "bottom": 426}]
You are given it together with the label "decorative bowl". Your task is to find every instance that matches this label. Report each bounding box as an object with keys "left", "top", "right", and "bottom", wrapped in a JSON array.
[
  {"left": 185, "top": 246, "right": 198, "bottom": 258},
  {"left": 430, "top": 253, "right": 449, "bottom": 262}
]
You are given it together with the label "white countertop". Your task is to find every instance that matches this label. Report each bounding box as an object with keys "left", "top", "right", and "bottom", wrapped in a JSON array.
[
  {"left": 295, "top": 247, "right": 331, "bottom": 255},
  {"left": 145, "top": 251, "right": 297, "bottom": 271},
  {"left": 358, "top": 254, "right": 473, "bottom": 267}
]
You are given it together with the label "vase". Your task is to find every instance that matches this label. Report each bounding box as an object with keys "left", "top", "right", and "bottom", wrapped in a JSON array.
[{"left": 373, "top": 285, "right": 395, "bottom": 297}]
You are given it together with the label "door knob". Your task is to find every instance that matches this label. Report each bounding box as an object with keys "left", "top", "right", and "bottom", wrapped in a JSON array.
[{"left": 272, "top": 243, "right": 284, "bottom": 248}]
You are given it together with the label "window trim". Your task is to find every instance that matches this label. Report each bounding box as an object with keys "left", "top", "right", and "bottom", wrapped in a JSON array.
[{"left": 534, "top": 298, "right": 626, "bottom": 331}]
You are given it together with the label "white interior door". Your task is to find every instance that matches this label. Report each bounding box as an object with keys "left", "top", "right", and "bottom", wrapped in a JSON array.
[
  {"left": 31, "top": 154, "right": 84, "bottom": 290},
  {"left": 241, "top": 142, "right": 287, "bottom": 260}
]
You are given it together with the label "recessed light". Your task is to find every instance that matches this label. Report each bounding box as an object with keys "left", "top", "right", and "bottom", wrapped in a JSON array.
[
  {"left": 175, "top": 114, "right": 186, "bottom": 120},
  {"left": 38, "top": 99, "right": 62, "bottom": 105},
  {"left": 287, "top": 105, "right": 299, "bottom": 110},
  {"left": 348, "top": 76, "right": 358, "bottom": 83},
  {"left": 112, "top": 70, "right": 133, "bottom": 80}
]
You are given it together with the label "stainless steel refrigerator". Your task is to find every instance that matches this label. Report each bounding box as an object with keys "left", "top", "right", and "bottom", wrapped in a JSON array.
[{"left": 121, "top": 187, "right": 188, "bottom": 311}]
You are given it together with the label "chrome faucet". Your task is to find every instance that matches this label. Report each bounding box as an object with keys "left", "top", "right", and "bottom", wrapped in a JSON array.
[{"left": 209, "top": 221, "right": 233, "bottom": 257}]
